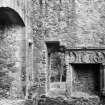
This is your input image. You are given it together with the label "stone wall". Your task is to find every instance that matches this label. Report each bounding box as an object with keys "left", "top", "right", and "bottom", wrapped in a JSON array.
[
  {"left": 30, "top": 0, "right": 105, "bottom": 98},
  {"left": 1, "top": 0, "right": 104, "bottom": 99},
  {"left": 7, "top": 27, "right": 25, "bottom": 98},
  {"left": 31, "top": 0, "right": 105, "bottom": 47}
]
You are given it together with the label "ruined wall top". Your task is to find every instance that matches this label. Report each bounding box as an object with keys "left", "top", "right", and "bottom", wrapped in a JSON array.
[{"left": 0, "top": 0, "right": 105, "bottom": 48}]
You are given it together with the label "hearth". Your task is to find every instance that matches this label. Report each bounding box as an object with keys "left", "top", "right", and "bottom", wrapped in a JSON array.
[{"left": 71, "top": 64, "right": 100, "bottom": 96}]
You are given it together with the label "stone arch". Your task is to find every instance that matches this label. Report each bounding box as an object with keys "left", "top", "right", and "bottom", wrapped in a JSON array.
[
  {"left": 0, "top": 7, "right": 26, "bottom": 98},
  {"left": 0, "top": 7, "right": 25, "bottom": 30}
]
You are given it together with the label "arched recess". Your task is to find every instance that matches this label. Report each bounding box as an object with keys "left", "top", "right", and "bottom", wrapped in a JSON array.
[
  {"left": 0, "top": 7, "right": 25, "bottom": 29},
  {"left": 0, "top": 7, "right": 26, "bottom": 98}
]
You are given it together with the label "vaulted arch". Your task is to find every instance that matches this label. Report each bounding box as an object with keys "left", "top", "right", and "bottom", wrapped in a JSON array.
[{"left": 0, "top": 7, "right": 25, "bottom": 30}]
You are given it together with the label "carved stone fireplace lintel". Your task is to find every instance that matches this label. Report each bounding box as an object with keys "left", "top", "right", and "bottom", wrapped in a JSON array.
[{"left": 65, "top": 49, "right": 105, "bottom": 97}]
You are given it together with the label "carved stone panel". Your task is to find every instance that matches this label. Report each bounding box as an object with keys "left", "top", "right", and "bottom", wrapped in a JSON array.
[{"left": 69, "top": 50, "right": 105, "bottom": 64}]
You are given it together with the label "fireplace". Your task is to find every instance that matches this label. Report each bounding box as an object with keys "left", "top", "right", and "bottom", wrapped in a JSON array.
[
  {"left": 65, "top": 49, "right": 105, "bottom": 98},
  {"left": 71, "top": 64, "right": 100, "bottom": 96}
]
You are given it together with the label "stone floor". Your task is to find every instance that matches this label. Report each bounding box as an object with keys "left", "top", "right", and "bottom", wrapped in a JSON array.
[
  {"left": 37, "top": 96, "right": 100, "bottom": 105},
  {"left": 0, "top": 96, "right": 104, "bottom": 105}
]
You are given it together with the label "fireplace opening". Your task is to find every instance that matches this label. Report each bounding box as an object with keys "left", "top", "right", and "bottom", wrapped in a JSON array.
[{"left": 71, "top": 64, "right": 100, "bottom": 96}]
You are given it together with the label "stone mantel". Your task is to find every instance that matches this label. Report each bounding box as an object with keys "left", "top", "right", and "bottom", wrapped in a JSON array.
[{"left": 65, "top": 50, "right": 105, "bottom": 64}]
